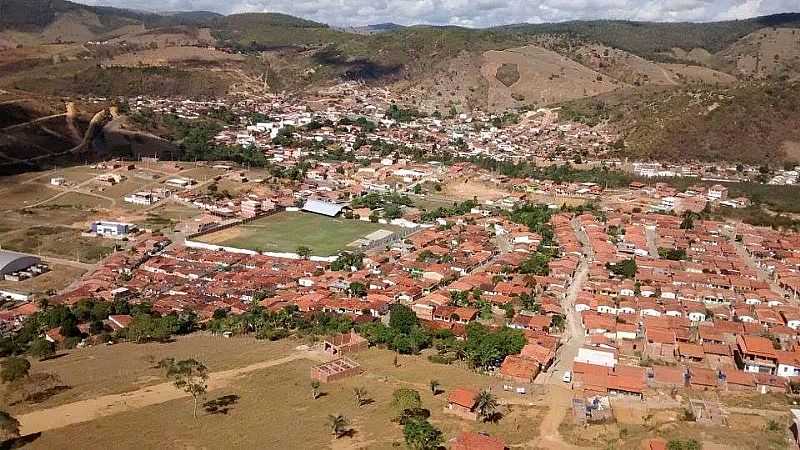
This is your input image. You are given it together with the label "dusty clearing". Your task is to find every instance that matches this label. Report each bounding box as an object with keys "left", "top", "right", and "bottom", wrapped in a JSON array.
[
  {"left": 442, "top": 178, "right": 508, "bottom": 202},
  {"left": 20, "top": 347, "right": 545, "bottom": 450},
  {"left": 2, "top": 334, "right": 298, "bottom": 415}
]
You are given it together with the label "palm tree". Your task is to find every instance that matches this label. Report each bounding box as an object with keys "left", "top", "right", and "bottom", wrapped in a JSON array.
[
  {"left": 475, "top": 389, "right": 498, "bottom": 422},
  {"left": 353, "top": 387, "right": 368, "bottom": 407},
  {"left": 429, "top": 380, "right": 440, "bottom": 395},
  {"left": 311, "top": 381, "right": 321, "bottom": 400},
  {"left": 327, "top": 414, "right": 349, "bottom": 438}
]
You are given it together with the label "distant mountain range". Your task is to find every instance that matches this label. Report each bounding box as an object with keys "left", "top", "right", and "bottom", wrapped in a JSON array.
[{"left": 1, "top": 0, "right": 800, "bottom": 165}]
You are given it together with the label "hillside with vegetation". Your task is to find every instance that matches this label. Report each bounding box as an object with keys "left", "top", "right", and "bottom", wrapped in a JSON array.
[
  {"left": 559, "top": 80, "right": 800, "bottom": 163},
  {"left": 2, "top": 3, "right": 800, "bottom": 162}
]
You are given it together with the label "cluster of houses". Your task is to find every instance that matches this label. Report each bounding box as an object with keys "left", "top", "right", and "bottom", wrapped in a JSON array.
[{"left": 567, "top": 210, "right": 800, "bottom": 399}]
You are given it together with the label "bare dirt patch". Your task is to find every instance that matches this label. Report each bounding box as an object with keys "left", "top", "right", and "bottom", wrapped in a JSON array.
[
  {"left": 443, "top": 178, "right": 508, "bottom": 202},
  {"left": 480, "top": 45, "right": 619, "bottom": 111}
]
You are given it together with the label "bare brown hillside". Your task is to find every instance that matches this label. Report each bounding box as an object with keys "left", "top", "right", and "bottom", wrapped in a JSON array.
[
  {"left": 718, "top": 27, "right": 800, "bottom": 79},
  {"left": 480, "top": 45, "right": 622, "bottom": 111}
]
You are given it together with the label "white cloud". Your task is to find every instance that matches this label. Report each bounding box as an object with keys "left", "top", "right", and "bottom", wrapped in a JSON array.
[{"left": 75, "top": 0, "right": 799, "bottom": 27}]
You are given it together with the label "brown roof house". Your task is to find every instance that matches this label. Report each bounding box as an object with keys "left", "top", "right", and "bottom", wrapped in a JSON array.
[
  {"left": 446, "top": 388, "right": 479, "bottom": 421},
  {"left": 499, "top": 355, "right": 539, "bottom": 384},
  {"left": 735, "top": 335, "right": 778, "bottom": 375},
  {"left": 451, "top": 431, "right": 506, "bottom": 450}
]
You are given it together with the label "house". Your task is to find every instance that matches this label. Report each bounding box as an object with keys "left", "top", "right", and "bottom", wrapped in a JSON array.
[
  {"left": 44, "top": 327, "right": 65, "bottom": 344},
  {"left": 777, "top": 351, "right": 800, "bottom": 378},
  {"left": 500, "top": 355, "right": 539, "bottom": 383},
  {"left": 446, "top": 388, "right": 479, "bottom": 421},
  {"left": 323, "top": 330, "right": 368, "bottom": 356},
  {"left": 509, "top": 314, "right": 551, "bottom": 332},
  {"left": 107, "top": 314, "right": 133, "bottom": 330},
  {"left": 451, "top": 431, "right": 506, "bottom": 450},
  {"left": 575, "top": 347, "right": 617, "bottom": 368},
  {"left": 735, "top": 335, "right": 778, "bottom": 375},
  {"left": 124, "top": 191, "right": 158, "bottom": 205},
  {"left": 649, "top": 365, "right": 686, "bottom": 388},
  {"left": 433, "top": 305, "right": 479, "bottom": 324},
  {"left": 92, "top": 221, "right": 136, "bottom": 238}
]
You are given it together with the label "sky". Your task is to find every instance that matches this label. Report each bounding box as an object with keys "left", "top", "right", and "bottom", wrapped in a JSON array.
[{"left": 77, "top": 0, "right": 800, "bottom": 27}]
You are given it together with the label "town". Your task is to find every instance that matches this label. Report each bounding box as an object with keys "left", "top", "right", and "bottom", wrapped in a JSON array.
[{"left": 1, "top": 82, "right": 800, "bottom": 450}]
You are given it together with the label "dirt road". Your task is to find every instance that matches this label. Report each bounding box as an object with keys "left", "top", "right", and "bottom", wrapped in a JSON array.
[
  {"left": 529, "top": 218, "right": 594, "bottom": 449},
  {"left": 18, "top": 350, "right": 321, "bottom": 435},
  {"left": 536, "top": 385, "right": 592, "bottom": 450}
]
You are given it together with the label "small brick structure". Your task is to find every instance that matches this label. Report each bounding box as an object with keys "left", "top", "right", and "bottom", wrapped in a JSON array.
[
  {"left": 311, "top": 357, "right": 363, "bottom": 383},
  {"left": 323, "top": 330, "right": 369, "bottom": 356}
]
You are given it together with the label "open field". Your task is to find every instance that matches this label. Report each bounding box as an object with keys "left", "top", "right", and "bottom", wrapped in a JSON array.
[
  {"left": 0, "top": 262, "right": 85, "bottom": 296},
  {"left": 0, "top": 225, "right": 115, "bottom": 263},
  {"left": 134, "top": 203, "right": 203, "bottom": 231},
  {"left": 196, "top": 211, "right": 401, "bottom": 256},
  {"left": 38, "top": 166, "right": 102, "bottom": 185},
  {"left": 558, "top": 409, "right": 790, "bottom": 450},
  {"left": 42, "top": 192, "right": 113, "bottom": 209},
  {"left": 20, "top": 346, "right": 544, "bottom": 449},
  {"left": 1, "top": 334, "right": 299, "bottom": 416},
  {"left": 442, "top": 178, "right": 509, "bottom": 202},
  {"left": 0, "top": 182, "right": 59, "bottom": 207}
]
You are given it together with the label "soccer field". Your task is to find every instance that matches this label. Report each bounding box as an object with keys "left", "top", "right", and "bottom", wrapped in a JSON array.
[{"left": 195, "top": 211, "right": 400, "bottom": 256}]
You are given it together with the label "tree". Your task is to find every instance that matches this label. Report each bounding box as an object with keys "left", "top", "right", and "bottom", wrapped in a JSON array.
[
  {"left": 160, "top": 358, "right": 208, "bottom": 419},
  {"left": 353, "top": 387, "right": 369, "bottom": 407},
  {"left": 606, "top": 258, "right": 637, "bottom": 279},
  {"left": 297, "top": 246, "right": 312, "bottom": 259},
  {"left": 28, "top": 338, "right": 55, "bottom": 360},
  {"left": 391, "top": 388, "right": 422, "bottom": 416},
  {"left": 327, "top": 414, "right": 349, "bottom": 438},
  {"left": 475, "top": 389, "right": 498, "bottom": 422},
  {"left": 389, "top": 304, "right": 418, "bottom": 334},
  {"left": 383, "top": 204, "right": 402, "bottom": 220},
  {"left": 347, "top": 282, "right": 367, "bottom": 298},
  {"left": 311, "top": 380, "right": 321, "bottom": 399},
  {"left": 680, "top": 212, "right": 695, "bottom": 230},
  {"left": 403, "top": 418, "right": 443, "bottom": 450},
  {"left": 0, "top": 357, "right": 30, "bottom": 383},
  {"left": 429, "top": 380, "right": 440, "bottom": 395},
  {"left": 0, "top": 410, "right": 19, "bottom": 444},
  {"left": 667, "top": 439, "right": 700, "bottom": 450}
]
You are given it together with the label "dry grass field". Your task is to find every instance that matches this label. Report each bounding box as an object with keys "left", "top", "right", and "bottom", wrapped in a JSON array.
[
  {"left": 42, "top": 192, "right": 113, "bottom": 209},
  {"left": 2, "top": 334, "right": 299, "bottom": 416},
  {"left": 558, "top": 397, "right": 791, "bottom": 450},
  {"left": 17, "top": 344, "right": 544, "bottom": 450},
  {"left": 102, "top": 46, "right": 245, "bottom": 68}
]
